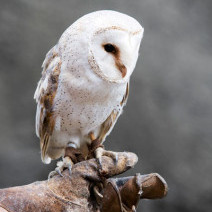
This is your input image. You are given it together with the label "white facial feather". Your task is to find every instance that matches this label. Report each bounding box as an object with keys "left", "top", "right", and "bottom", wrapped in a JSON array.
[
  {"left": 35, "top": 10, "right": 144, "bottom": 163},
  {"left": 58, "top": 10, "right": 144, "bottom": 83}
]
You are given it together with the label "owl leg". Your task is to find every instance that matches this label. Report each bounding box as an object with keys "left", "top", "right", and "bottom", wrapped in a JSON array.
[
  {"left": 48, "top": 156, "right": 73, "bottom": 178},
  {"left": 57, "top": 156, "right": 73, "bottom": 176},
  {"left": 88, "top": 133, "right": 118, "bottom": 168},
  {"left": 49, "top": 143, "right": 85, "bottom": 178},
  {"left": 93, "top": 147, "right": 119, "bottom": 200},
  {"left": 95, "top": 147, "right": 118, "bottom": 170}
]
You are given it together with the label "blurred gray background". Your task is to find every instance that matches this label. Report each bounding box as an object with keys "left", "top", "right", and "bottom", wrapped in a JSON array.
[{"left": 0, "top": 0, "right": 212, "bottom": 211}]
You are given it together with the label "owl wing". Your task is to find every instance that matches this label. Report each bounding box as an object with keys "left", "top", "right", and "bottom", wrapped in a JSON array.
[
  {"left": 34, "top": 45, "right": 61, "bottom": 163},
  {"left": 98, "top": 82, "right": 129, "bottom": 143}
]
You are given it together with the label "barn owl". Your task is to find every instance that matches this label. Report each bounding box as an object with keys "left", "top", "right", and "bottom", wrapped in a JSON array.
[{"left": 34, "top": 10, "right": 143, "bottom": 174}]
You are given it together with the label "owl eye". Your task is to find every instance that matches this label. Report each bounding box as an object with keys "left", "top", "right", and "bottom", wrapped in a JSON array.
[{"left": 103, "top": 44, "right": 116, "bottom": 53}]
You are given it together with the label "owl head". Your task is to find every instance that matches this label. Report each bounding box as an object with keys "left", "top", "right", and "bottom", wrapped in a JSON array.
[{"left": 60, "top": 10, "right": 144, "bottom": 83}]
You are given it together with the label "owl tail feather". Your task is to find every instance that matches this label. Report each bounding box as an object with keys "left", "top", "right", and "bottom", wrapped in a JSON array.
[
  {"left": 41, "top": 133, "right": 51, "bottom": 164},
  {"left": 42, "top": 155, "right": 51, "bottom": 164}
]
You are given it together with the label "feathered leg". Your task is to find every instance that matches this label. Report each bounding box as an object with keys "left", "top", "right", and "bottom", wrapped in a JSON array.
[
  {"left": 95, "top": 147, "right": 118, "bottom": 169},
  {"left": 88, "top": 132, "right": 118, "bottom": 169},
  {"left": 48, "top": 143, "right": 85, "bottom": 178}
]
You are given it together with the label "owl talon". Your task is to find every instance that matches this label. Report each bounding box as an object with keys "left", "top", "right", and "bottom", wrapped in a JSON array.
[
  {"left": 55, "top": 167, "right": 64, "bottom": 177},
  {"left": 48, "top": 171, "right": 57, "bottom": 179},
  {"left": 48, "top": 169, "right": 63, "bottom": 179},
  {"left": 97, "top": 157, "right": 103, "bottom": 170},
  {"left": 68, "top": 164, "right": 72, "bottom": 176},
  {"left": 48, "top": 156, "right": 74, "bottom": 179},
  {"left": 114, "top": 153, "right": 119, "bottom": 165},
  {"left": 93, "top": 184, "right": 103, "bottom": 205},
  {"left": 95, "top": 147, "right": 119, "bottom": 170}
]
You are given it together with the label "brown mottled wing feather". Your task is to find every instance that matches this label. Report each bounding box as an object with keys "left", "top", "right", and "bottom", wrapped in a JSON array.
[
  {"left": 98, "top": 82, "right": 129, "bottom": 143},
  {"left": 34, "top": 45, "right": 61, "bottom": 163}
]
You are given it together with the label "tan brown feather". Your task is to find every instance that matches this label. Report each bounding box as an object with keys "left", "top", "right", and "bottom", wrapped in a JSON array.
[{"left": 37, "top": 47, "right": 61, "bottom": 161}]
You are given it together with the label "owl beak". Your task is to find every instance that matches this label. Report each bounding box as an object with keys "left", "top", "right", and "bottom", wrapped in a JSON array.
[{"left": 115, "top": 60, "right": 127, "bottom": 78}]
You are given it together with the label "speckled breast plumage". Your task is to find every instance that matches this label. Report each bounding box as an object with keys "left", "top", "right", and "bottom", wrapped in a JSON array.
[{"left": 52, "top": 69, "right": 127, "bottom": 146}]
